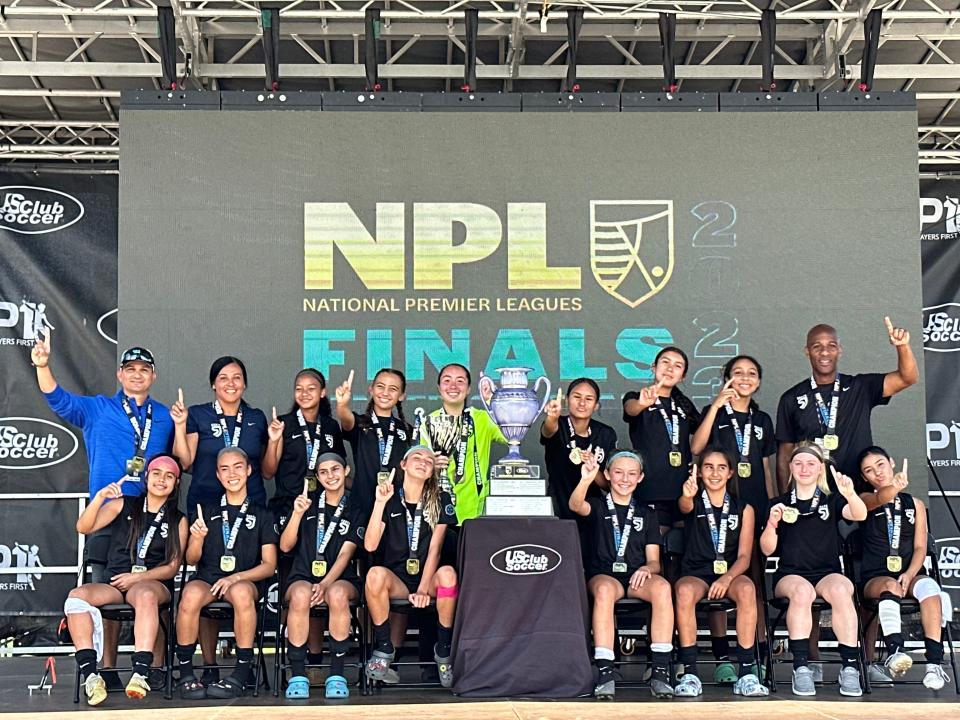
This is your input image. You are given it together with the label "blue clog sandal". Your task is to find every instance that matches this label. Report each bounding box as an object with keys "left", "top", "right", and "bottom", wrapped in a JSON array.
[
  {"left": 325, "top": 675, "right": 349, "bottom": 699},
  {"left": 285, "top": 675, "right": 310, "bottom": 699}
]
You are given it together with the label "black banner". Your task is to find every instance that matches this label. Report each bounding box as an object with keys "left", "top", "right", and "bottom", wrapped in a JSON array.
[
  {"left": 0, "top": 171, "right": 118, "bottom": 615},
  {"left": 920, "top": 180, "right": 960, "bottom": 606}
]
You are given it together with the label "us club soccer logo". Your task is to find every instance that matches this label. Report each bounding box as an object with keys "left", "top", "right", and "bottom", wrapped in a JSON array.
[{"left": 590, "top": 200, "right": 674, "bottom": 308}]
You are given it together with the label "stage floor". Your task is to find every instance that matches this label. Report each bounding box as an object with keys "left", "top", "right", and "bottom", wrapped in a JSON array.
[{"left": 2, "top": 657, "right": 958, "bottom": 717}]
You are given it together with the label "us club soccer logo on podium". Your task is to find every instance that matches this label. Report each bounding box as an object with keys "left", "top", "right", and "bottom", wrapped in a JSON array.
[{"left": 590, "top": 200, "right": 674, "bottom": 308}]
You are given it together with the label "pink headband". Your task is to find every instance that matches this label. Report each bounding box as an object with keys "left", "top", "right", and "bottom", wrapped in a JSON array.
[{"left": 147, "top": 456, "right": 181, "bottom": 478}]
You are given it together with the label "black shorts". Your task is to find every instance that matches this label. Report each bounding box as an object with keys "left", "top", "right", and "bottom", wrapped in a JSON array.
[
  {"left": 102, "top": 574, "right": 175, "bottom": 598},
  {"left": 773, "top": 570, "right": 841, "bottom": 593},
  {"left": 860, "top": 567, "right": 927, "bottom": 588},
  {"left": 680, "top": 572, "right": 723, "bottom": 588},
  {"left": 286, "top": 573, "right": 362, "bottom": 597}
]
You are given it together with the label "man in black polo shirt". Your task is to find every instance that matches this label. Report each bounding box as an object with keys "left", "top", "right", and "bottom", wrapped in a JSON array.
[{"left": 775, "top": 318, "right": 918, "bottom": 492}]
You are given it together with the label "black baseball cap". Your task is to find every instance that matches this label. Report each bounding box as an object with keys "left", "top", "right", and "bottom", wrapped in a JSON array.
[{"left": 120, "top": 346, "right": 156, "bottom": 369}]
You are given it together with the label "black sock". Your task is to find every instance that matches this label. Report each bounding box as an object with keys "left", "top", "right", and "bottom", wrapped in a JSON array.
[
  {"left": 791, "top": 638, "right": 810, "bottom": 670},
  {"left": 652, "top": 651, "right": 672, "bottom": 680},
  {"left": 76, "top": 648, "right": 97, "bottom": 679},
  {"left": 885, "top": 632, "right": 905, "bottom": 656},
  {"left": 307, "top": 650, "right": 324, "bottom": 666},
  {"left": 373, "top": 620, "right": 394, "bottom": 654},
  {"left": 736, "top": 644, "right": 756, "bottom": 677},
  {"left": 288, "top": 643, "right": 307, "bottom": 678},
  {"left": 329, "top": 637, "right": 350, "bottom": 677},
  {"left": 678, "top": 645, "right": 698, "bottom": 678},
  {"left": 926, "top": 637, "right": 945, "bottom": 665},
  {"left": 596, "top": 658, "right": 614, "bottom": 681},
  {"left": 176, "top": 644, "right": 196, "bottom": 680},
  {"left": 435, "top": 623, "right": 453, "bottom": 658},
  {"left": 132, "top": 651, "right": 153, "bottom": 677},
  {"left": 711, "top": 635, "right": 730, "bottom": 661},
  {"left": 838, "top": 643, "right": 858, "bottom": 670},
  {"left": 231, "top": 647, "right": 254, "bottom": 686}
]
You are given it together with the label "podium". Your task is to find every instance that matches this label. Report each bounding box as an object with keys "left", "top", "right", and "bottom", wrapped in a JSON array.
[{"left": 450, "top": 517, "right": 593, "bottom": 697}]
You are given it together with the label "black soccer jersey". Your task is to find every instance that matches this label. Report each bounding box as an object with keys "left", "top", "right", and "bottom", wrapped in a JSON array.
[
  {"left": 769, "top": 491, "right": 848, "bottom": 580},
  {"left": 680, "top": 493, "right": 746, "bottom": 578},
  {"left": 344, "top": 412, "right": 411, "bottom": 525},
  {"left": 287, "top": 492, "right": 363, "bottom": 585},
  {"left": 861, "top": 492, "right": 920, "bottom": 581},
  {"left": 370, "top": 483, "right": 456, "bottom": 582},
  {"left": 269, "top": 411, "right": 347, "bottom": 521},
  {"left": 540, "top": 417, "right": 619, "bottom": 521},
  {"left": 775, "top": 373, "right": 889, "bottom": 480},
  {"left": 194, "top": 497, "right": 278, "bottom": 584},
  {"left": 622, "top": 391, "right": 700, "bottom": 503},
  {"left": 104, "top": 496, "right": 177, "bottom": 579},
  {"left": 700, "top": 404, "right": 776, "bottom": 515},
  {"left": 584, "top": 495, "right": 662, "bottom": 579}
]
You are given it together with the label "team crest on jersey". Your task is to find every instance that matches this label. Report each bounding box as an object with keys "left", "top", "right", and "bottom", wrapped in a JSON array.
[
  {"left": 797, "top": 395, "right": 808, "bottom": 410},
  {"left": 818, "top": 506, "right": 830, "bottom": 521},
  {"left": 338, "top": 518, "right": 350, "bottom": 535},
  {"left": 397, "top": 429, "right": 407, "bottom": 441},
  {"left": 210, "top": 422, "right": 223, "bottom": 437},
  {"left": 595, "top": 447, "right": 607, "bottom": 464},
  {"left": 632, "top": 517, "right": 644, "bottom": 532},
  {"left": 245, "top": 515, "right": 257, "bottom": 530},
  {"left": 325, "top": 434, "right": 334, "bottom": 447},
  {"left": 727, "top": 515, "right": 739, "bottom": 531},
  {"left": 906, "top": 509, "right": 916, "bottom": 524},
  {"left": 753, "top": 426, "right": 764, "bottom": 441},
  {"left": 160, "top": 523, "right": 169, "bottom": 539}
]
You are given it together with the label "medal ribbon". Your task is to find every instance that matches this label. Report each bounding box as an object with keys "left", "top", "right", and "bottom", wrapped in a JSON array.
[
  {"left": 809, "top": 375, "right": 840, "bottom": 435},
  {"left": 297, "top": 409, "right": 326, "bottom": 473},
  {"left": 654, "top": 396, "right": 681, "bottom": 451},
  {"left": 566, "top": 416, "right": 592, "bottom": 453},
  {"left": 220, "top": 495, "right": 250, "bottom": 554},
  {"left": 606, "top": 493, "right": 636, "bottom": 564},
  {"left": 370, "top": 413, "right": 397, "bottom": 468},
  {"left": 397, "top": 487, "right": 424, "bottom": 559},
  {"left": 702, "top": 489, "right": 731, "bottom": 559},
  {"left": 723, "top": 403, "right": 753, "bottom": 462},
  {"left": 135, "top": 499, "right": 166, "bottom": 565},
  {"left": 121, "top": 397, "right": 152, "bottom": 459},
  {"left": 315, "top": 491, "right": 347, "bottom": 560},
  {"left": 884, "top": 495, "right": 903, "bottom": 553},
  {"left": 789, "top": 487, "right": 822, "bottom": 516},
  {"left": 213, "top": 400, "right": 243, "bottom": 449}
]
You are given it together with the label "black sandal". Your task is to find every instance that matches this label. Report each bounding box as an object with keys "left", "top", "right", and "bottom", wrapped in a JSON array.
[
  {"left": 205, "top": 676, "right": 244, "bottom": 699},
  {"left": 178, "top": 678, "right": 206, "bottom": 700}
]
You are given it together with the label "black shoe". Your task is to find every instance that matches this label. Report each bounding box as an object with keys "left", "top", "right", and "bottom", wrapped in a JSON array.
[
  {"left": 101, "top": 670, "right": 124, "bottom": 692},
  {"left": 200, "top": 667, "right": 220, "bottom": 686},
  {"left": 148, "top": 668, "right": 166, "bottom": 691}
]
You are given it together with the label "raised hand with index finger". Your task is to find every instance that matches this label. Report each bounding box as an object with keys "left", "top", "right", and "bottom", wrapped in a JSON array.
[
  {"left": 267, "top": 405, "right": 284, "bottom": 442},
  {"left": 885, "top": 316, "right": 910, "bottom": 347},
  {"left": 682, "top": 465, "right": 699, "bottom": 498},
  {"left": 30, "top": 327, "right": 51, "bottom": 368},
  {"left": 711, "top": 378, "right": 739, "bottom": 410},
  {"left": 191, "top": 503, "right": 208, "bottom": 538},
  {"left": 335, "top": 370, "right": 354, "bottom": 405},
  {"left": 170, "top": 387, "right": 188, "bottom": 427},
  {"left": 892, "top": 457, "right": 909, "bottom": 491}
]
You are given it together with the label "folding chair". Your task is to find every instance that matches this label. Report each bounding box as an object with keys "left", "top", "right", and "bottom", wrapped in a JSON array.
[
  {"left": 365, "top": 598, "right": 446, "bottom": 693},
  {"left": 848, "top": 530, "right": 960, "bottom": 694}
]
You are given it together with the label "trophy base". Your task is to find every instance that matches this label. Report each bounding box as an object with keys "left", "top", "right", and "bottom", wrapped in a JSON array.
[
  {"left": 490, "top": 463, "right": 541, "bottom": 479},
  {"left": 490, "top": 477, "right": 547, "bottom": 496},
  {"left": 483, "top": 495, "right": 555, "bottom": 517}
]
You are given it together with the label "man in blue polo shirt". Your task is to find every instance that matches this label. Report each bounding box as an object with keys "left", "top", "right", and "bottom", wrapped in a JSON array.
[{"left": 32, "top": 331, "right": 173, "bottom": 686}]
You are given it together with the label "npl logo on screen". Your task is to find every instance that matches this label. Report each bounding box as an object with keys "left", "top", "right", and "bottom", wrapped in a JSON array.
[{"left": 303, "top": 201, "right": 674, "bottom": 307}]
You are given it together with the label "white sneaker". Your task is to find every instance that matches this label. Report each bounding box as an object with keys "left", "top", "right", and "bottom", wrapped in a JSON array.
[
  {"left": 791, "top": 666, "right": 816, "bottom": 696},
  {"left": 838, "top": 666, "right": 863, "bottom": 697},
  {"left": 923, "top": 664, "right": 950, "bottom": 691},
  {"left": 84, "top": 672, "right": 107, "bottom": 706},
  {"left": 125, "top": 672, "right": 151, "bottom": 699},
  {"left": 868, "top": 662, "right": 893, "bottom": 685},
  {"left": 884, "top": 650, "right": 913, "bottom": 678}
]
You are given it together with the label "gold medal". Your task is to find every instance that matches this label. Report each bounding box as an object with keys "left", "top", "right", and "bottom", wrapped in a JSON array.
[
  {"left": 220, "top": 555, "right": 236, "bottom": 572},
  {"left": 781, "top": 507, "right": 799, "bottom": 524},
  {"left": 131, "top": 565, "right": 147, "bottom": 574},
  {"left": 312, "top": 559, "right": 327, "bottom": 577},
  {"left": 713, "top": 560, "right": 728, "bottom": 575},
  {"left": 669, "top": 451, "right": 682, "bottom": 467},
  {"left": 737, "top": 462, "right": 751, "bottom": 478},
  {"left": 305, "top": 475, "right": 318, "bottom": 492},
  {"left": 612, "top": 562, "right": 628, "bottom": 573},
  {"left": 126, "top": 455, "right": 146, "bottom": 476},
  {"left": 887, "top": 555, "right": 902, "bottom": 573},
  {"left": 406, "top": 558, "right": 420, "bottom": 575},
  {"left": 377, "top": 471, "right": 392, "bottom": 486},
  {"left": 568, "top": 447, "right": 583, "bottom": 465},
  {"left": 823, "top": 434, "right": 839, "bottom": 451}
]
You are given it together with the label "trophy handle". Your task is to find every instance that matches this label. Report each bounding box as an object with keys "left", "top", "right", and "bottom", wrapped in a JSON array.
[
  {"left": 533, "top": 375, "right": 552, "bottom": 421},
  {"left": 478, "top": 375, "right": 497, "bottom": 414}
]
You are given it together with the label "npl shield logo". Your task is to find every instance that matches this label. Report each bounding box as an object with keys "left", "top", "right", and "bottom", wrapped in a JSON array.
[{"left": 590, "top": 200, "right": 674, "bottom": 308}]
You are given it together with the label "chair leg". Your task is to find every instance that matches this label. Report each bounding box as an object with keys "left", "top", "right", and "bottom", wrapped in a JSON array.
[
  {"left": 855, "top": 605, "right": 872, "bottom": 694},
  {"left": 73, "top": 658, "right": 81, "bottom": 704},
  {"left": 942, "top": 618, "right": 960, "bottom": 695},
  {"left": 273, "top": 618, "right": 284, "bottom": 697}
]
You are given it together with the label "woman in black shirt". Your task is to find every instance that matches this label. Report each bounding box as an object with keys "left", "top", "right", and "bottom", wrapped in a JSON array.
[{"left": 65, "top": 454, "right": 186, "bottom": 705}]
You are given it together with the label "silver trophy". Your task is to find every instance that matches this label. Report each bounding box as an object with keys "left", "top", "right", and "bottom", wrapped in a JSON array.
[{"left": 414, "top": 407, "right": 462, "bottom": 499}]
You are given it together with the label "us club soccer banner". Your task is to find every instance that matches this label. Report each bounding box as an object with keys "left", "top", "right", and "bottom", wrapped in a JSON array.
[
  {"left": 0, "top": 172, "right": 118, "bottom": 615},
  {"left": 920, "top": 179, "right": 960, "bottom": 607}
]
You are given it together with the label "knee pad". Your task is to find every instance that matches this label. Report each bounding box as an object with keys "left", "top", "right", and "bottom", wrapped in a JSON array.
[
  {"left": 912, "top": 576, "right": 940, "bottom": 603},
  {"left": 942, "top": 592, "right": 954, "bottom": 627},
  {"left": 877, "top": 595, "right": 902, "bottom": 636},
  {"left": 437, "top": 584, "right": 458, "bottom": 600}
]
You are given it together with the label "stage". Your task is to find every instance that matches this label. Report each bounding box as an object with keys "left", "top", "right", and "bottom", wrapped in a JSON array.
[{"left": 2, "top": 657, "right": 957, "bottom": 717}]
